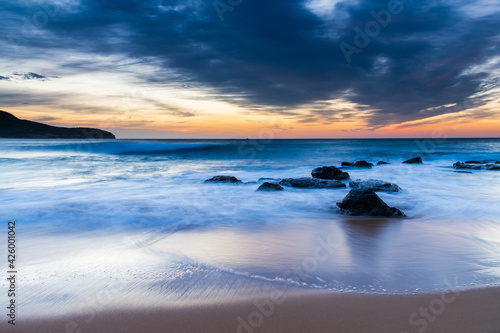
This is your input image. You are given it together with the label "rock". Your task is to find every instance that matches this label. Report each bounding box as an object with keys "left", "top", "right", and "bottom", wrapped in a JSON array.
[
  {"left": 257, "top": 182, "right": 284, "bottom": 191},
  {"left": 453, "top": 162, "right": 481, "bottom": 170},
  {"left": 352, "top": 160, "right": 373, "bottom": 168},
  {"left": 377, "top": 161, "right": 389, "bottom": 165},
  {"left": 341, "top": 161, "right": 374, "bottom": 167},
  {"left": 336, "top": 189, "right": 405, "bottom": 217},
  {"left": 311, "top": 166, "right": 350, "bottom": 180},
  {"left": 455, "top": 171, "right": 472, "bottom": 174},
  {"left": 453, "top": 161, "right": 500, "bottom": 170},
  {"left": 464, "top": 160, "right": 499, "bottom": 164},
  {"left": 403, "top": 157, "right": 422, "bottom": 164},
  {"left": 258, "top": 178, "right": 278, "bottom": 182},
  {"left": 349, "top": 179, "right": 402, "bottom": 192},
  {"left": 279, "top": 177, "right": 346, "bottom": 189},
  {"left": 204, "top": 176, "right": 242, "bottom": 183}
]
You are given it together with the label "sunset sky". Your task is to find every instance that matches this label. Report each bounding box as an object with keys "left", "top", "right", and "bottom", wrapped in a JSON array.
[{"left": 1, "top": 0, "right": 499, "bottom": 138}]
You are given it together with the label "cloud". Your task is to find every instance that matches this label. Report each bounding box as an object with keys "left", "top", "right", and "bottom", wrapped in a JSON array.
[
  {"left": 0, "top": 72, "right": 51, "bottom": 81},
  {"left": 0, "top": 0, "right": 499, "bottom": 126},
  {"left": 31, "top": 116, "right": 59, "bottom": 122},
  {"left": 21, "top": 72, "right": 50, "bottom": 80},
  {"left": 143, "top": 98, "right": 196, "bottom": 117}
]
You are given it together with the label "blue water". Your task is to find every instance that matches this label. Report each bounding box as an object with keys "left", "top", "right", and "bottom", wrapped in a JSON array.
[{"left": 1, "top": 138, "right": 500, "bottom": 316}]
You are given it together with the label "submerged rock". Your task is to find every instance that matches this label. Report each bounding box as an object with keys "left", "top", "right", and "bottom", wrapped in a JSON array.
[
  {"left": 336, "top": 189, "right": 405, "bottom": 217},
  {"left": 257, "top": 182, "right": 284, "bottom": 191},
  {"left": 377, "top": 161, "right": 389, "bottom": 165},
  {"left": 453, "top": 162, "right": 482, "bottom": 170},
  {"left": 354, "top": 160, "right": 373, "bottom": 168},
  {"left": 279, "top": 177, "right": 346, "bottom": 189},
  {"left": 258, "top": 177, "right": 278, "bottom": 182},
  {"left": 341, "top": 160, "right": 373, "bottom": 168},
  {"left": 204, "top": 175, "right": 242, "bottom": 183},
  {"left": 453, "top": 161, "right": 500, "bottom": 170},
  {"left": 403, "top": 157, "right": 423, "bottom": 164},
  {"left": 349, "top": 179, "right": 402, "bottom": 192},
  {"left": 311, "top": 166, "right": 350, "bottom": 180}
]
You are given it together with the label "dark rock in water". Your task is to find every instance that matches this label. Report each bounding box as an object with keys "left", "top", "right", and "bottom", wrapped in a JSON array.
[
  {"left": 204, "top": 175, "right": 242, "bottom": 183},
  {"left": 453, "top": 162, "right": 481, "bottom": 170},
  {"left": 257, "top": 182, "right": 284, "bottom": 191},
  {"left": 377, "top": 161, "right": 389, "bottom": 165},
  {"left": 258, "top": 177, "right": 278, "bottom": 182},
  {"left": 352, "top": 160, "right": 373, "bottom": 168},
  {"left": 349, "top": 179, "right": 402, "bottom": 192},
  {"left": 311, "top": 166, "right": 350, "bottom": 180},
  {"left": 279, "top": 177, "right": 346, "bottom": 189},
  {"left": 336, "top": 189, "right": 405, "bottom": 217},
  {"left": 453, "top": 161, "right": 500, "bottom": 170},
  {"left": 0, "top": 110, "right": 115, "bottom": 139},
  {"left": 455, "top": 170, "right": 473, "bottom": 174},
  {"left": 342, "top": 161, "right": 373, "bottom": 167},
  {"left": 464, "top": 160, "right": 499, "bottom": 164},
  {"left": 403, "top": 157, "right": 423, "bottom": 164}
]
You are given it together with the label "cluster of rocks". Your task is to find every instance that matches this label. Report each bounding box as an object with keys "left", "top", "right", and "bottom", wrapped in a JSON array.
[
  {"left": 204, "top": 160, "right": 410, "bottom": 217},
  {"left": 338, "top": 157, "right": 423, "bottom": 167},
  {"left": 453, "top": 160, "right": 500, "bottom": 171}
]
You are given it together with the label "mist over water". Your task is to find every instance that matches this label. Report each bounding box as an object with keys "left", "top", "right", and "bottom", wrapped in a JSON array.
[{"left": 1, "top": 138, "right": 500, "bottom": 316}]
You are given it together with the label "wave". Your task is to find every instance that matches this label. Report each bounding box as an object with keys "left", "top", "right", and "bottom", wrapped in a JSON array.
[
  {"left": 4, "top": 140, "right": 229, "bottom": 155},
  {"left": 95, "top": 141, "right": 227, "bottom": 155}
]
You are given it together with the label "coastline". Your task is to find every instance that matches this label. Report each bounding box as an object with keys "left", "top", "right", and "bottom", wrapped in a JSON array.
[{"left": 6, "top": 287, "right": 500, "bottom": 333}]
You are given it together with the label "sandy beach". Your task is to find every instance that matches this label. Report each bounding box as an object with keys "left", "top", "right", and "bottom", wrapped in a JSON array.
[{"left": 5, "top": 287, "right": 499, "bottom": 333}]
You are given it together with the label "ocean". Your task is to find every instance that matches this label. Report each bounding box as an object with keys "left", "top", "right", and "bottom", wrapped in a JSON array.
[{"left": 1, "top": 138, "right": 500, "bottom": 317}]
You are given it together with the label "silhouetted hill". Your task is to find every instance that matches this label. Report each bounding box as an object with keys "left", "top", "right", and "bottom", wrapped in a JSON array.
[{"left": 0, "top": 111, "right": 115, "bottom": 139}]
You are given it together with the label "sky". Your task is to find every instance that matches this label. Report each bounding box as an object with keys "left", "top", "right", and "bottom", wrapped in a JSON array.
[{"left": 0, "top": 0, "right": 499, "bottom": 138}]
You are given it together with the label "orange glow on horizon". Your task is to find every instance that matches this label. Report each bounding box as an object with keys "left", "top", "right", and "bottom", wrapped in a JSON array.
[{"left": 6, "top": 105, "right": 500, "bottom": 139}]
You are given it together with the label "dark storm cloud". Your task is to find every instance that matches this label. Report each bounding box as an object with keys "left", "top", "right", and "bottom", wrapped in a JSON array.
[{"left": 1, "top": 0, "right": 499, "bottom": 125}]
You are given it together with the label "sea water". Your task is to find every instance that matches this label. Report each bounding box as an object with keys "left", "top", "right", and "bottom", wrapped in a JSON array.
[{"left": 1, "top": 138, "right": 500, "bottom": 317}]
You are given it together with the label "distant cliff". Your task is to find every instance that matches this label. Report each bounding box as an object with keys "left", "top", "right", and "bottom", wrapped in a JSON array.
[{"left": 0, "top": 111, "right": 116, "bottom": 139}]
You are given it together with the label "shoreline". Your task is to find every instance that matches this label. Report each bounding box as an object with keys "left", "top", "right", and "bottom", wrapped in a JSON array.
[{"left": 6, "top": 286, "right": 500, "bottom": 333}]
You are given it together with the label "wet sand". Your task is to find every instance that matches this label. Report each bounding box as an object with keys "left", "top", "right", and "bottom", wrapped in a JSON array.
[{"left": 7, "top": 287, "right": 500, "bottom": 333}]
